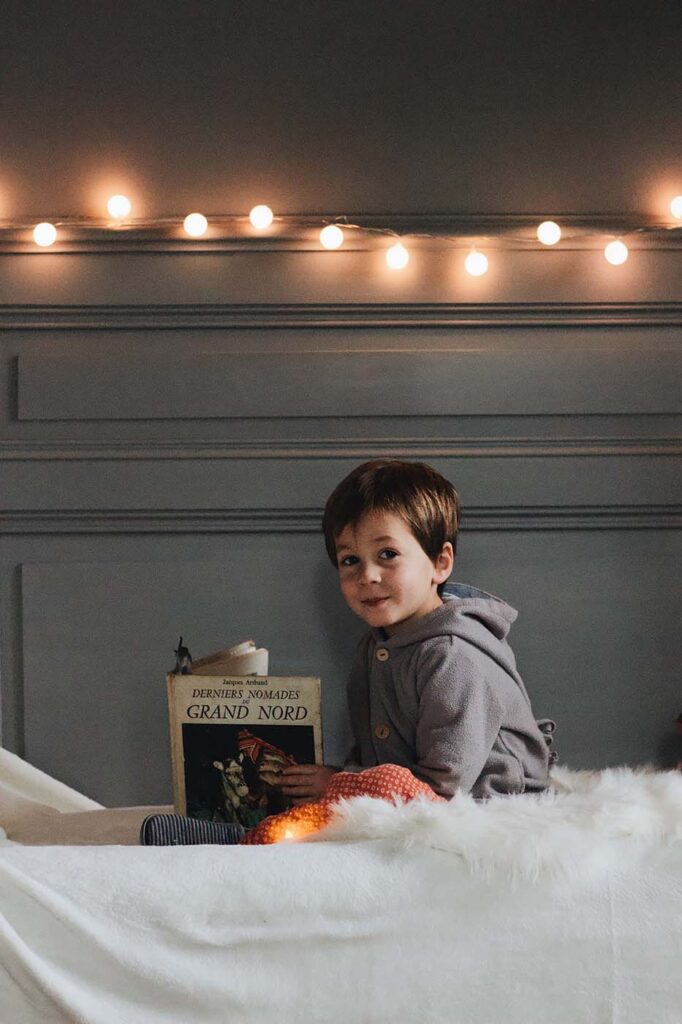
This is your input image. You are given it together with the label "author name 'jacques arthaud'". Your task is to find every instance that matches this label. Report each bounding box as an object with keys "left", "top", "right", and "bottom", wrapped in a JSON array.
[{"left": 186, "top": 686, "right": 309, "bottom": 722}]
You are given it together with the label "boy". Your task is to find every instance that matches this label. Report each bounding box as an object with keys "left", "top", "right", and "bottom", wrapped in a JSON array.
[{"left": 282, "top": 458, "right": 551, "bottom": 803}]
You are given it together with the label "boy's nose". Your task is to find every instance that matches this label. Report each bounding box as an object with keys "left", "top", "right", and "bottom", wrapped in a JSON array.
[{"left": 359, "top": 562, "right": 382, "bottom": 584}]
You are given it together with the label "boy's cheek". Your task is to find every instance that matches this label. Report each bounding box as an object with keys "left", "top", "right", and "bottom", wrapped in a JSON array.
[{"left": 339, "top": 582, "right": 361, "bottom": 613}]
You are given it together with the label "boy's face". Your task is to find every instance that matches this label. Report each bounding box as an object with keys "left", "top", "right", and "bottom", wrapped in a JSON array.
[{"left": 334, "top": 511, "right": 453, "bottom": 636}]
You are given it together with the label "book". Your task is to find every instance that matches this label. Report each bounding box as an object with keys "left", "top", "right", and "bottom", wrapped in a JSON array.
[
  {"left": 177, "top": 638, "right": 269, "bottom": 677},
  {"left": 167, "top": 672, "right": 323, "bottom": 828}
]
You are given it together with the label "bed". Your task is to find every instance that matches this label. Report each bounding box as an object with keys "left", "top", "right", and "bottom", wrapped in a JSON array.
[{"left": 1, "top": 747, "right": 682, "bottom": 1024}]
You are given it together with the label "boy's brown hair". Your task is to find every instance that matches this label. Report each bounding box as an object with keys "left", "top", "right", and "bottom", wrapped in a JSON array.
[{"left": 322, "top": 459, "right": 461, "bottom": 584}]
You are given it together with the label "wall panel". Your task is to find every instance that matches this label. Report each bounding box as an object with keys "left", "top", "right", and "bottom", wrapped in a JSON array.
[
  {"left": 17, "top": 349, "right": 682, "bottom": 421},
  {"left": 1, "top": 242, "right": 681, "bottom": 800}
]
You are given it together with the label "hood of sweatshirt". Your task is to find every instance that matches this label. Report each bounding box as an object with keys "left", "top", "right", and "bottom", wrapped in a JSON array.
[{"left": 371, "top": 581, "right": 520, "bottom": 677}]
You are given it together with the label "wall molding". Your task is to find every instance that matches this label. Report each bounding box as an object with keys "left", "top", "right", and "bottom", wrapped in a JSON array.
[
  {"left": 1, "top": 438, "right": 681, "bottom": 461},
  {"left": 0, "top": 505, "right": 679, "bottom": 534},
  {"left": 2, "top": 302, "right": 682, "bottom": 329}
]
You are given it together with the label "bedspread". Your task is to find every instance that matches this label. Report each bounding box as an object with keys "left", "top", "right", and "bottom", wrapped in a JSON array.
[{"left": 1, "top": 754, "right": 682, "bottom": 1024}]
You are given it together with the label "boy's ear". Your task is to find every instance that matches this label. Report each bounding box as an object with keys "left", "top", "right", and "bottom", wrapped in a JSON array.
[{"left": 433, "top": 542, "right": 454, "bottom": 583}]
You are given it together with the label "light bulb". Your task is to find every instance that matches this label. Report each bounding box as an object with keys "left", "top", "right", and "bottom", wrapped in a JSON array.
[
  {"left": 107, "top": 194, "right": 131, "bottom": 220},
  {"left": 604, "top": 239, "right": 628, "bottom": 266},
  {"left": 249, "top": 204, "right": 274, "bottom": 230},
  {"left": 670, "top": 195, "right": 682, "bottom": 220},
  {"left": 464, "top": 249, "right": 488, "bottom": 276},
  {"left": 386, "top": 241, "right": 409, "bottom": 270},
  {"left": 537, "top": 220, "right": 561, "bottom": 246},
  {"left": 320, "top": 224, "right": 344, "bottom": 249},
  {"left": 183, "top": 212, "right": 208, "bottom": 237},
  {"left": 33, "top": 222, "right": 57, "bottom": 247}
]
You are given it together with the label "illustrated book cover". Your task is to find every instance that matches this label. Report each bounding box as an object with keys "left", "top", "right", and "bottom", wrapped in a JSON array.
[{"left": 167, "top": 673, "right": 323, "bottom": 827}]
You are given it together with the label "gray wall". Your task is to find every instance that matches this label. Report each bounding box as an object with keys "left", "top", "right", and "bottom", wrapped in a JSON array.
[
  {"left": 0, "top": 1, "right": 680, "bottom": 803},
  {"left": 1, "top": 0, "right": 680, "bottom": 216}
]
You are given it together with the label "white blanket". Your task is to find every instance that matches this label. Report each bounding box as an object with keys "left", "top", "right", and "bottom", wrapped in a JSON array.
[
  {"left": 0, "top": 747, "right": 102, "bottom": 819},
  {"left": 1, "top": 756, "right": 682, "bottom": 1024}
]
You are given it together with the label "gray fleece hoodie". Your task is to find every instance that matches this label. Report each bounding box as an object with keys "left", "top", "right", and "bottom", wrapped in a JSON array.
[{"left": 346, "top": 583, "right": 551, "bottom": 799}]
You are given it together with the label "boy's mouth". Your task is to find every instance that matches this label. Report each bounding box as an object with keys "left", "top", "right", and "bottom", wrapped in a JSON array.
[{"left": 362, "top": 597, "right": 389, "bottom": 608}]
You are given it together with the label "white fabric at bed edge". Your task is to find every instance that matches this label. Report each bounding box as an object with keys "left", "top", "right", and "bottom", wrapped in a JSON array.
[
  {"left": 0, "top": 747, "right": 102, "bottom": 843},
  {"left": 0, "top": 748, "right": 102, "bottom": 812}
]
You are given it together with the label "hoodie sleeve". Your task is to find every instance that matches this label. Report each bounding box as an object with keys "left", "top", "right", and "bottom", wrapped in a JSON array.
[{"left": 412, "top": 637, "right": 506, "bottom": 797}]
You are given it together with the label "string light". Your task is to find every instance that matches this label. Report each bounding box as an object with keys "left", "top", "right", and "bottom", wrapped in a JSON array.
[
  {"left": 319, "top": 224, "right": 344, "bottom": 249},
  {"left": 537, "top": 220, "right": 561, "bottom": 245},
  {"left": 385, "top": 241, "right": 409, "bottom": 270},
  {"left": 670, "top": 196, "right": 682, "bottom": 220},
  {"left": 1, "top": 201, "right": 679, "bottom": 273},
  {"left": 107, "top": 194, "right": 131, "bottom": 220},
  {"left": 183, "top": 212, "right": 208, "bottom": 237},
  {"left": 604, "top": 239, "right": 629, "bottom": 265},
  {"left": 464, "top": 249, "right": 489, "bottom": 276},
  {"left": 32, "top": 222, "right": 57, "bottom": 247},
  {"left": 249, "top": 204, "right": 274, "bottom": 230}
]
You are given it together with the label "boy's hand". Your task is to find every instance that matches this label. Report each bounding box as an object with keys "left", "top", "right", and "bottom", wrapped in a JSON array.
[{"left": 280, "top": 764, "right": 340, "bottom": 805}]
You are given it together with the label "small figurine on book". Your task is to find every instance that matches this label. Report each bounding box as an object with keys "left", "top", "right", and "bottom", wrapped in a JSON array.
[{"left": 173, "top": 636, "right": 192, "bottom": 675}]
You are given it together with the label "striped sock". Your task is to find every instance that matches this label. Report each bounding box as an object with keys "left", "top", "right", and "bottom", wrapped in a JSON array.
[{"left": 139, "top": 813, "right": 245, "bottom": 846}]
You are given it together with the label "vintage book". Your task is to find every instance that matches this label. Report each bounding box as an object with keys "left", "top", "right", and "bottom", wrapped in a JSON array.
[
  {"left": 167, "top": 673, "right": 323, "bottom": 827},
  {"left": 190, "top": 639, "right": 269, "bottom": 677}
]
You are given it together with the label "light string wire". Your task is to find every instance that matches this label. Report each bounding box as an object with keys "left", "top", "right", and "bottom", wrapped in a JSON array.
[
  {"left": 321, "top": 216, "right": 682, "bottom": 248},
  {"left": 1, "top": 208, "right": 681, "bottom": 253}
]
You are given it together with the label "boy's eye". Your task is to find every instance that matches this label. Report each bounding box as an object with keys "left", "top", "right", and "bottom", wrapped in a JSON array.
[
  {"left": 338, "top": 554, "right": 359, "bottom": 567},
  {"left": 379, "top": 549, "right": 398, "bottom": 560}
]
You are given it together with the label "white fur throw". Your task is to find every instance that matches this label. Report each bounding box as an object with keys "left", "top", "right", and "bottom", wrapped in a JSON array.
[{"left": 310, "top": 765, "right": 682, "bottom": 882}]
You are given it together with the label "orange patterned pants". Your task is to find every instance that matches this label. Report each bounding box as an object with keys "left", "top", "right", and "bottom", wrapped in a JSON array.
[{"left": 241, "top": 764, "right": 444, "bottom": 845}]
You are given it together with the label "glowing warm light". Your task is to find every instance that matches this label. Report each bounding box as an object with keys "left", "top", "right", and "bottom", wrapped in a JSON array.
[
  {"left": 107, "top": 194, "right": 132, "bottom": 220},
  {"left": 537, "top": 220, "right": 561, "bottom": 246},
  {"left": 386, "top": 241, "right": 409, "bottom": 270},
  {"left": 464, "top": 249, "right": 489, "bottom": 276},
  {"left": 319, "top": 224, "right": 344, "bottom": 249},
  {"left": 249, "top": 204, "right": 274, "bottom": 230},
  {"left": 670, "top": 196, "right": 682, "bottom": 220},
  {"left": 275, "top": 822, "right": 306, "bottom": 843},
  {"left": 32, "top": 222, "right": 57, "bottom": 247},
  {"left": 183, "top": 212, "right": 208, "bottom": 237},
  {"left": 604, "top": 239, "right": 629, "bottom": 265}
]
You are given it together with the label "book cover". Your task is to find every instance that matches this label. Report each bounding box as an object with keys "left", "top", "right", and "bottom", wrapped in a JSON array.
[{"left": 167, "top": 674, "right": 323, "bottom": 828}]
